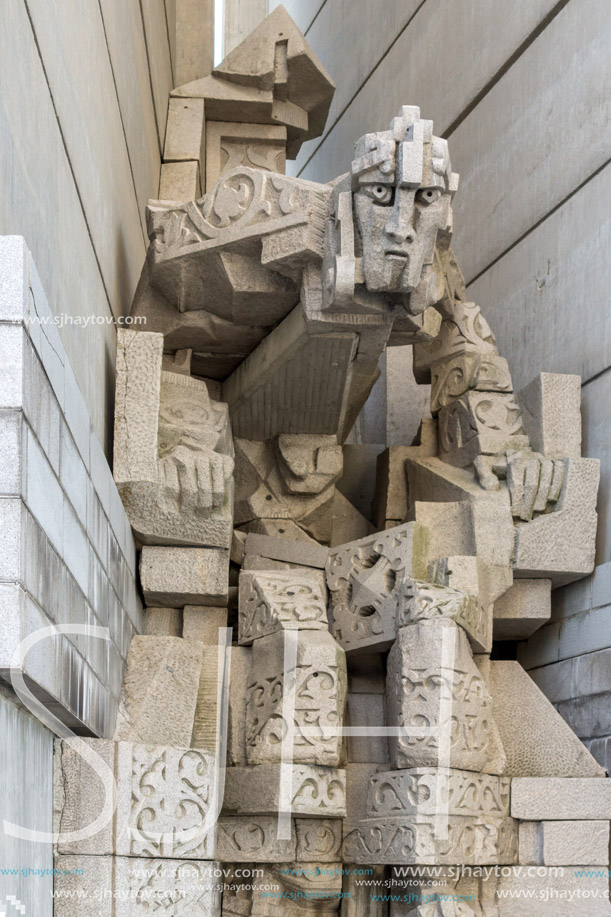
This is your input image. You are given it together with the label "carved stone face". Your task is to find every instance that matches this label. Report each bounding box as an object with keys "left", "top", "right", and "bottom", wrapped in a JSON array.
[{"left": 351, "top": 106, "right": 458, "bottom": 296}]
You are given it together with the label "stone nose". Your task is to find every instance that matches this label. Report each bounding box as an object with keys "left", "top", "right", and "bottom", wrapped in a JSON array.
[{"left": 385, "top": 188, "right": 417, "bottom": 247}]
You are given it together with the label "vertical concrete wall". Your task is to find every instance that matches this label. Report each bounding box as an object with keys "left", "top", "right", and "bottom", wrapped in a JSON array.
[
  {"left": 0, "top": 0, "right": 175, "bottom": 453},
  {"left": 283, "top": 0, "right": 611, "bottom": 770}
]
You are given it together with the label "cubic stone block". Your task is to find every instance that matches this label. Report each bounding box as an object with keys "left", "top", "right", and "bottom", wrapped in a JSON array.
[
  {"left": 238, "top": 568, "right": 328, "bottom": 644},
  {"left": 512, "top": 778, "right": 611, "bottom": 820},
  {"left": 386, "top": 619, "right": 500, "bottom": 772},
  {"left": 518, "top": 372, "right": 582, "bottom": 459},
  {"left": 326, "top": 522, "right": 429, "bottom": 654},
  {"left": 216, "top": 816, "right": 296, "bottom": 862},
  {"left": 143, "top": 606, "right": 183, "bottom": 636},
  {"left": 222, "top": 764, "right": 346, "bottom": 817},
  {"left": 366, "top": 768, "right": 510, "bottom": 818},
  {"left": 295, "top": 818, "right": 343, "bottom": 862},
  {"left": 140, "top": 546, "right": 229, "bottom": 607},
  {"left": 493, "top": 578, "right": 551, "bottom": 640},
  {"left": 245, "top": 629, "right": 347, "bottom": 767},
  {"left": 114, "top": 637, "right": 203, "bottom": 747}
]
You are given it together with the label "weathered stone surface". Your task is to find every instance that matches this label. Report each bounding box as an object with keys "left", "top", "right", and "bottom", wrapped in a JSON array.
[
  {"left": 183, "top": 605, "right": 228, "bottom": 642},
  {"left": 222, "top": 764, "right": 346, "bottom": 817},
  {"left": 246, "top": 629, "right": 347, "bottom": 767},
  {"left": 238, "top": 569, "right": 328, "bottom": 644},
  {"left": 115, "top": 330, "right": 234, "bottom": 548},
  {"left": 164, "top": 97, "right": 205, "bottom": 164},
  {"left": 205, "top": 121, "right": 286, "bottom": 188},
  {"left": 511, "top": 778, "right": 611, "bottom": 820},
  {"left": 114, "top": 637, "right": 203, "bottom": 746},
  {"left": 234, "top": 434, "right": 338, "bottom": 543},
  {"left": 227, "top": 645, "right": 252, "bottom": 767},
  {"left": 295, "top": 818, "right": 343, "bottom": 863},
  {"left": 493, "top": 867, "right": 611, "bottom": 916},
  {"left": 140, "top": 546, "right": 229, "bottom": 607},
  {"left": 326, "top": 522, "right": 428, "bottom": 654},
  {"left": 143, "top": 606, "right": 183, "bottom": 636},
  {"left": 399, "top": 578, "right": 490, "bottom": 654},
  {"left": 159, "top": 159, "right": 201, "bottom": 201},
  {"left": 519, "top": 819, "right": 610, "bottom": 866},
  {"left": 250, "top": 862, "right": 343, "bottom": 914},
  {"left": 342, "top": 813, "right": 517, "bottom": 866},
  {"left": 330, "top": 490, "right": 375, "bottom": 547},
  {"left": 493, "top": 578, "right": 551, "bottom": 640},
  {"left": 57, "top": 740, "right": 217, "bottom": 859},
  {"left": 340, "top": 865, "right": 387, "bottom": 917},
  {"left": 244, "top": 532, "right": 330, "bottom": 568},
  {"left": 518, "top": 372, "right": 582, "bottom": 460},
  {"left": 513, "top": 457, "right": 599, "bottom": 586},
  {"left": 386, "top": 619, "right": 500, "bottom": 772},
  {"left": 438, "top": 391, "right": 528, "bottom": 468},
  {"left": 489, "top": 661, "right": 604, "bottom": 777},
  {"left": 54, "top": 856, "right": 221, "bottom": 916},
  {"left": 216, "top": 816, "right": 296, "bottom": 862},
  {"left": 366, "top": 768, "right": 510, "bottom": 818}
]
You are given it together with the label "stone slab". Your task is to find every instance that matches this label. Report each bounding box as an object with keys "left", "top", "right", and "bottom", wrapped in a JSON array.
[
  {"left": 238, "top": 568, "right": 328, "bottom": 644},
  {"left": 518, "top": 373, "right": 582, "bottom": 460},
  {"left": 489, "top": 661, "right": 604, "bottom": 777},
  {"left": 295, "top": 817, "right": 343, "bottom": 863},
  {"left": 140, "top": 546, "right": 230, "bottom": 607},
  {"left": 243, "top": 533, "right": 329, "bottom": 569},
  {"left": 113, "top": 636, "right": 203, "bottom": 746},
  {"left": 164, "top": 97, "right": 205, "bottom": 163},
  {"left": 143, "top": 606, "right": 183, "bottom": 636},
  {"left": 222, "top": 764, "right": 346, "bottom": 817},
  {"left": 159, "top": 159, "right": 201, "bottom": 201},
  {"left": 493, "top": 578, "right": 551, "bottom": 641},
  {"left": 512, "top": 778, "right": 611, "bottom": 820},
  {"left": 216, "top": 816, "right": 296, "bottom": 862},
  {"left": 345, "top": 693, "right": 388, "bottom": 764}
]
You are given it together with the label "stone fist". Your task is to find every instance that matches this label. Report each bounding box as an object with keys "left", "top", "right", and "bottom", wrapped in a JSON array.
[
  {"left": 159, "top": 445, "right": 234, "bottom": 514},
  {"left": 475, "top": 450, "right": 565, "bottom": 521}
]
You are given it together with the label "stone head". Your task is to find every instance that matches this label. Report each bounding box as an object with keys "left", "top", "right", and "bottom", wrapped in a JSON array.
[{"left": 351, "top": 105, "right": 458, "bottom": 297}]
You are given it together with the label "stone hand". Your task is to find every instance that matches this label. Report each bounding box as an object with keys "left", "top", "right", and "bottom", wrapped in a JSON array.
[
  {"left": 159, "top": 445, "right": 234, "bottom": 514},
  {"left": 475, "top": 450, "right": 565, "bottom": 521}
]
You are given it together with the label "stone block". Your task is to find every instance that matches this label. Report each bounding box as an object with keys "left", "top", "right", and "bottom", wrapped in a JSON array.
[
  {"left": 222, "top": 764, "right": 346, "bottom": 817},
  {"left": 164, "top": 97, "right": 205, "bottom": 163},
  {"left": 205, "top": 120, "right": 286, "bottom": 188},
  {"left": 493, "top": 578, "right": 551, "bottom": 640},
  {"left": 113, "top": 636, "right": 203, "bottom": 746},
  {"left": 115, "top": 333, "right": 234, "bottom": 549},
  {"left": 386, "top": 619, "right": 499, "bottom": 772},
  {"left": 183, "top": 605, "right": 228, "bottom": 642},
  {"left": 342, "top": 813, "right": 517, "bottom": 866},
  {"left": 399, "top": 578, "right": 491, "bottom": 654},
  {"left": 159, "top": 159, "right": 201, "bottom": 201},
  {"left": 338, "top": 443, "right": 385, "bottom": 522},
  {"left": 238, "top": 569, "right": 328, "bottom": 644},
  {"left": 216, "top": 816, "right": 296, "bottom": 862},
  {"left": 340, "top": 865, "right": 386, "bottom": 917},
  {"left": 344, "top": 763, "right": 379, "bottom": 833},
  {"left": 519, "top": 819, "right": 610, "bottom": 866},
  {"left": 57, "top": 740, "right": 218, "bottom": 860},
  {"left": 513, "top": 457, "right": 599, "bottom": 586},
  {"left": 512, "top": 777, "right": 611, "bottom": 820},
  {"left": 438, "top": 391, "right": 528, "bottom": 468},
  {"left": 489, "top": 661, "right": 604, "bottom": 777},
  {"left": 518, "top": 372, "right": 582, "bottom": 460},
  {"left": 246, "top": 629, "right": 347, "bottom": 767},
  {"left": 373, "top": 446, "right": 411, "bottom": 529},
  {"left": 244, "top": 532, "right": 330, "bottom": 569},
  {"left": 295, "top": 818, "right": 343, "bottom": 863},
  {"left": 493, "top": 866, "right": 611, "bottom": 916},
  {"left": 330, "top": 490, "right": 374, "bottom": 547},
  {"left": 192, "top": 643, "right": 222, "bottom": 753},
  {"left": 366, "top": 768, "right": 510, "bottom": 818},
  {"left": 326, "top": 522, "right": 428, "bottom": 654},
  {"left": 54, "top": 856, "right": 221, "bottom": 916},
  {"left": 409, "top": 499, "right": 475, "bottom": 560},
  {"left": 140, "top": 546, "right": 229, "bottom": 607},
  {"left": 227, "top": 645, "right": 252, "bottom": 767},
  {"left": 142, "top": 606, "right": 183, "bottom": 636},
  {"left": 345, "top": 693, "right": 388, "bottom": 764}
]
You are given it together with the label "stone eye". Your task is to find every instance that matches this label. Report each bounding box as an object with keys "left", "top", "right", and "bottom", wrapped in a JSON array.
[
  {"left": 416, "top": 187, "right": 442, "bottom": 205},
  {"left": 363, "top": 184, "right": 393, "bottom": 205}
]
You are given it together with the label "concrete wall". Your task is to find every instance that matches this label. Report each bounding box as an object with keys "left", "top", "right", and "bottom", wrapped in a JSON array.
[
  {"left": 0, "top": 0, "right": 175, "bottom": 454},
  {"left": 0, "top": 237, "right": 142, "bottom": 738},
  {"left": 284, "top": 0, "right": 611, "bottom": 769}
]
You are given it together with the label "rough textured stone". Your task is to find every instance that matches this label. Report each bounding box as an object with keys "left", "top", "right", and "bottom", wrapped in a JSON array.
[
  {"left": 493, "top": 578, "right": 551, "bottom": 640},
  {"left": 164, "top": 97, "right": 205, "bottom": 164},
  {"left": 366, "top": 768, "right": 510, "bottom": 818},
  {"left": 113, "top": 637, "right": 203, "bottom": 746},
  {"left": 345, "top": 693, "right": 389, "bottom": 764},
  {"left": 518, "top": 372, "right": 582, "bottom": 460},
  {"left": 519, "top": 819, "right": 610, "bottom": 866},
  {"left": 511, "top": 778, "right": 611, "bottom": 820},
  {"left": 295, "top": 818, "right": 343, "bottom": 863},
  {"left": 183, "top": 605, "right": 228, "bottom": 642},
  {"left": 205, "top": 120, "right": 286, "bottom": 188},
  {"left": 244, "top": 532, "right": 330, "bottom": 568},
  {"left": 227, "top": 645, "right": 252, "bottom": 767},
  {"left": 140, "top": 546, "right": 229, "bottom": 607},
  {"left": 386, "top": 619, "right": 500, "bottom": 772},
  {"left": 143, "top": 606, "right": 183, "bottom": 636},
  {"left": 216, "top": 816, "right": 296, "bottom": 862},
  {"left": 158, "top": 159, "right": 201, "bottom": 201},
  {"left": 326, "top": 522, "right": 429, "bottom": 654},
  {"left": 489, "top": 661, "right": 604, "bottom": 777},
  {"left": 222, "top": 764, "right": 346, "bottom": 817},
  {"left": 493, "top": 867, "right": 611, "bottom": 916},
  {"left": 238, "top": 569, "right": 328, "bottom": 644},
  {"left": 246, "top": 629, "right": 347, "bottom": 767}
]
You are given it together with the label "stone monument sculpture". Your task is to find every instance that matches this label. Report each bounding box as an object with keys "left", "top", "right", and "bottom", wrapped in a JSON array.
[{"left": 52, "top": 8, "right": 610, "bottom": 917}]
